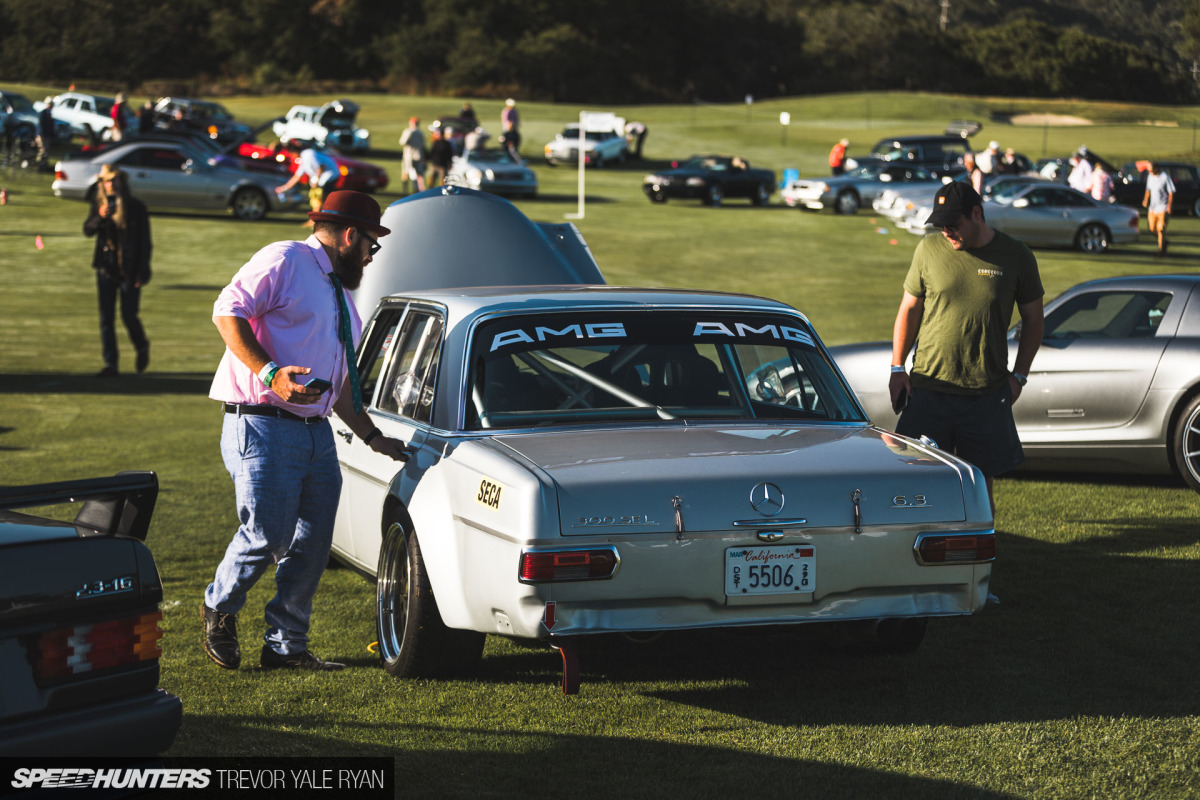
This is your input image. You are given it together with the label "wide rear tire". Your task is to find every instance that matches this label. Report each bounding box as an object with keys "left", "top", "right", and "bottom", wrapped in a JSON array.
[{"left": 376, "top": 522, "right": 484, "bottom": 678}]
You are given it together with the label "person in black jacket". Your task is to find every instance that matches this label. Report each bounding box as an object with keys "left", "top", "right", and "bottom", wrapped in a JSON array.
[{"left": 85, "top": 164, "right": 152, "bottom": 377}]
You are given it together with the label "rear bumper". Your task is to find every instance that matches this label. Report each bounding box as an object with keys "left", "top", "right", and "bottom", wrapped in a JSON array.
[
  {"left": 0, "top": 689, "right": 182, "bottom": 757},
  {"left": 454, "top": 527, "right": 992, "bottom": 639}
]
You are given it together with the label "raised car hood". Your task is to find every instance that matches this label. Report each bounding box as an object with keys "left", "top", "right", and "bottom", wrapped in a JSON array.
[{"left": 490, "top": 426, "right": 970, "bottom": 534}]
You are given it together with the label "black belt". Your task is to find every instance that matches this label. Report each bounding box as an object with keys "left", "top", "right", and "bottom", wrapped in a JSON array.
[{"left": 223, "top": 403, "right": 324, "bottom": 425}]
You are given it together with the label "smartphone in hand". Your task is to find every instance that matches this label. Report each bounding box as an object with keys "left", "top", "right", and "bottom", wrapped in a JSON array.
[
  {"left": 892, "top": 386, "right": 908, "bottom": 414},
  {"left": 304, "top": 377, "right": 333, "bottom": 394}
]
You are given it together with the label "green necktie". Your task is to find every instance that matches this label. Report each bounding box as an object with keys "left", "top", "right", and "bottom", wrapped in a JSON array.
[{"left": 329, "top": 272, "right": 363, "bottom": 414}]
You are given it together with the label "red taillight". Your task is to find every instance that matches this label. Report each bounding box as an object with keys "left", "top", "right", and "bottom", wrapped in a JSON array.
[
  {"left": 519, "top": 548, "right": 619, "bottom": 583},
  {"left": 30, "top": 611, "right": 163, "bottom": 683},
  {"left": 55, "top": 169, "right": 66, "bottom": 181},
  {"left": 915, "top": 533, "right": 995, "bottom": 565}
]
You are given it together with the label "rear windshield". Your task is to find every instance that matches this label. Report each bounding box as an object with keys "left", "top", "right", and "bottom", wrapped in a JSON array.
[{"left": 466, "top": 310, "right": 863, "bottom": 429}]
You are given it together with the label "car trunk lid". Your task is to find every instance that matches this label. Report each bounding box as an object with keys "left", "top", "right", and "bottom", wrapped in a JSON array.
[{"left": 490, "top": 425, "right": 969, "bottom": 535}]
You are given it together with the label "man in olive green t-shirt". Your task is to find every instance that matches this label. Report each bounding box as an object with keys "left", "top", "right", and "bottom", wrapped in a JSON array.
[{"left": 888, "top": 182, "right": 1044, "bottom": 512}]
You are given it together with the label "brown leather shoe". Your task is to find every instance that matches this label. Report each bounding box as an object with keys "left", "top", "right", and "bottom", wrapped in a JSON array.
[
  {"left": 259, "top": 645, "right": 345, "bottom": 671},
  {"left": 202, "top": 604, "right": 241, "bottom": 669}
]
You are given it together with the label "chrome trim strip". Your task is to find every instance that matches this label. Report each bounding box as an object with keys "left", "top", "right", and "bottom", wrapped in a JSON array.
[{"left": 732, "top": 518, "right": 807, "bottom": 528}]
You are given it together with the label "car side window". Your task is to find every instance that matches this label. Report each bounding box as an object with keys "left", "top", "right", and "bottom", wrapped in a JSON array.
[
  {"left": 357, "top": 307, "right": 405, "bottom": 407},
  {"left": 377, "top": 311, "right": 444, "bottom": 423},
  {"left": 1044, "top": 292, "right": 1172, "bottom": 340}
]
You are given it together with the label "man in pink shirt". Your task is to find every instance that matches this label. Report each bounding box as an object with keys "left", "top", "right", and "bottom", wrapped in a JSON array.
[{"left": 203, "top": 191, "right": 407, "bottom": 672}]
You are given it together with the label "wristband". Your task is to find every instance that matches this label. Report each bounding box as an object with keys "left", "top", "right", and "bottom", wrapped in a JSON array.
[
  {"left": 1011, "top": 371, "right": 1028, "bottom": 386},
  {"left": 362, "top": 428, "right": 382, "bottom": 446},
  {"left": 890, "top": 365, "right": 906, "bottom": 374},
  {"left": 258, "top": 361, "right": 281, "bottom": 388}
]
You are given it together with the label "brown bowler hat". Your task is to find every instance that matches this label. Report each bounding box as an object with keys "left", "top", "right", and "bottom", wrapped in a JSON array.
[{"left": 308, "top": 190, "right": 391, "bottom": 237}]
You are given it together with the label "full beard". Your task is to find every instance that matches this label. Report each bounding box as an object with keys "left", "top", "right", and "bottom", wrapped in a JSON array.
[{"left": 332, "top": 245, "right": 366, "bottom": 290}]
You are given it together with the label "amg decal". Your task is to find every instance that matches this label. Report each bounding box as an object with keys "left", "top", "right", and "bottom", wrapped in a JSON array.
[
  {"left": 490, "top": 322, "right": 626, "bottom": 352},
  {"left": 693, "top": 321, "right": 814, "bottom": 346}
]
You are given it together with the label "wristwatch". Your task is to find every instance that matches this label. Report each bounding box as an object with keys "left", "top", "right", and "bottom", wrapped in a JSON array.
[{"left": 1011, "top": 371, "right": 1028, "bottom": 386}]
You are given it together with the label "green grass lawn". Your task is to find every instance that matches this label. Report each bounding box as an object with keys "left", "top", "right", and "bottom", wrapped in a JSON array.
[{"left": 1, "top": 87, "right": 1198, "bottom": 799}]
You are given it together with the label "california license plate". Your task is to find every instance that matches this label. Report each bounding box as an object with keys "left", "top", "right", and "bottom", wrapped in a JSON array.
[{"left": 725, "top": 545, "right": 815, "bottom": 596}]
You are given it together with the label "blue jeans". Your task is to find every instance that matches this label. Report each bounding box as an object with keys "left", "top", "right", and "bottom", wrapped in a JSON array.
[{"left": 205, "top": 412, "right": 342, "bottom": 655}]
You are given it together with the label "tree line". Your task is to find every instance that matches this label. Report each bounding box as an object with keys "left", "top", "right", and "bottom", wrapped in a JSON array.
[{"left": 1, "top": 0, "right": 1197, "bottom": 104}]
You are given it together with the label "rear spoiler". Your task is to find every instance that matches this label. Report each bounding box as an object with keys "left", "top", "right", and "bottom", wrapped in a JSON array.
[{"left": 0, "top": 471, "right": 158, "bottom": 541}]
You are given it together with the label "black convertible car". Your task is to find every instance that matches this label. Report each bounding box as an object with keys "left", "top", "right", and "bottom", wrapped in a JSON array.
[
  {"left": 0, "top": 472, "right": 181, "bottom": 756},
  {"left": 643, "top": 155, "right": 775, "bottom": 207}
]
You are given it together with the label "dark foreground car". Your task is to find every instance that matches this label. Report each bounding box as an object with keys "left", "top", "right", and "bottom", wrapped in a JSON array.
[
  {"left": 643, "top": 155, "right": 775, "bottom": 206},
  {"left": 0, "top": 472, "right": 181, "bottom": 756}
]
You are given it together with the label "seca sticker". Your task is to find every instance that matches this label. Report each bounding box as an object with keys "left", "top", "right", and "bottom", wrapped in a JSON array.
[{"left": 476, "top": 477, "right": 503, "bottom": 510}]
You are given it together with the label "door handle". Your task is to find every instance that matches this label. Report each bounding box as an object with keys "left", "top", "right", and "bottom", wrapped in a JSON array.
[{"left": 336, "top": 429, "right": 353, "bottom": 443}]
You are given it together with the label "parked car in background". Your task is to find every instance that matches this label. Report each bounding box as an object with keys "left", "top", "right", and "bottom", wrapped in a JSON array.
[
  {"left": 331, "top": 187, "right": 996, "bottom": 694},
  {"left": 874, "top": 173, "right": 1045, "bottom": 225},
  {"left": 273, "top": 99, "right": 370, "bottom": 153},
  {"left": 0, "top": 89, "right": 41, "bottom": 143},
  {"left": 446, "top": 147, "right": 537, "bottom": 197},
  {"left": 781, "top": 162, "right": 942, "bottom": 215},
  {"left": 239, "top": 139, "right": 389, "bottom": 193},
  {"left": 33, "top": 92, "right": 123, "bottom": 142},
  {"left": 853, "top": 134, "right": 971, "bottom": 178},
  {"left": 1114, "top": 162, "right": 1200, "bottom": 216},
  {"left": 52, "top": 138, "right": 304, "bottom": 221},
  {"left": 0, "top": 472, "right": 181, "bottom": 756},
  {"left": 153, "top": 97, "right": 251, "bottom": 145},
  {"left": 543, "top": 117, "right": 628, "bottom": 167},
  {"left": 643, "top": 156, "right": 775, "bottom": 206},
  {"left": 830, "top": 275, "right": 1200, "bottom": 493},
  {"left": 901, "top": 180, "right": 1139, "bottom": 253}
]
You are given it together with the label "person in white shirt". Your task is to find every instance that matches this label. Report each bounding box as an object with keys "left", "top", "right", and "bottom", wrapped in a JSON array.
[
  {"left": 1067, "top": 151, "right": 1093, "bottom": 194},
  {"left": 1143, "top": 162, "right": 1176, "bottom": 255},
  {"left": 277, "top": 146, "right": 341, "bottom": 219}
]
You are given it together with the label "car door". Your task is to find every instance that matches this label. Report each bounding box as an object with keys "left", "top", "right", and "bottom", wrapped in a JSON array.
[
  {"left": 58, "top": 97, "right": 81, "bottom": 131},
  {"left": 113, "top": 145, "right": 191, "bottom": 206},
  {"left": 334, "top": 305, "right": 445, "bottom": 567},
  {"left": 725, "top": 160, "right": 756, "bottom": 197},
  {"left": 1002, "top": 186, "right": 1072, "bottom": 244},
  {"left": 1012, "top": 288, "right": 1179, "bottom": 434}
]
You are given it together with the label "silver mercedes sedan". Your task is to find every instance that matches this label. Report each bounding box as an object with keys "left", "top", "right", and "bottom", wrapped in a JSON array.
[
  {"left": 51, "top": 139, "right": 305, "bottom": 221},
  {"left": 829, "top": 274, "right": 1200, "bottom": 493},
  {"left": 333, "top": 187, "right": 996, "bottom": 693},
  {"left": 901, "top": 181, "right": 1140, "bottom": 253}
]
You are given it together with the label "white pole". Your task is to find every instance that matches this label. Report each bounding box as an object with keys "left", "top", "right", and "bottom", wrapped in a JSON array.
[{"left": 566, "top": 110, "right": 586, "bottom": 219}]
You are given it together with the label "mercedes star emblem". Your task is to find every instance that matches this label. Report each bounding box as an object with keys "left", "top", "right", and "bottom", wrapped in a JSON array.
[{"left": 749, "top": 482, "right": 785, "bottom": 516}]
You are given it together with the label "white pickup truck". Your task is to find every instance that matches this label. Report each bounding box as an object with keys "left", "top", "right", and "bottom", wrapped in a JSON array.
[
  {"left": 543, "top": 114, "right": 628, "bottom": 168},
  {"left": 35, "top": 92, "right": 130, "bottom": 141},
  {"left": 273, "top": 99, "right": 370, "bottom": 153}
]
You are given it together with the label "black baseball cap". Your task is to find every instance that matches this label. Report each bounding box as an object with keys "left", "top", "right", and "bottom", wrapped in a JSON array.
[{"left": 925, "top": 181, "right": 982, "bottom": 228}]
